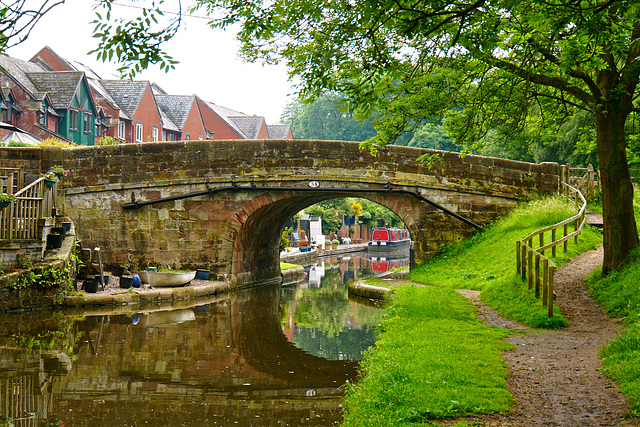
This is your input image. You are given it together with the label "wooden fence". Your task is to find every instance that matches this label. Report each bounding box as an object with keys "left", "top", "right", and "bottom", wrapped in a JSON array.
[
  {"left": 561, "top": 164, "right": 597, "bottom": 202},
  {"left": 0, "top": 168, "right": 56, "bottom": 241},
  {"left": 516, "top": 181, "right": 588, "bottom": 317}
]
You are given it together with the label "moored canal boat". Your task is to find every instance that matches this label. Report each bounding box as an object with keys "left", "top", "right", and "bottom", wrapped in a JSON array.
[{"left": 368, "top": 227, "right": 411, "bottom": 252}]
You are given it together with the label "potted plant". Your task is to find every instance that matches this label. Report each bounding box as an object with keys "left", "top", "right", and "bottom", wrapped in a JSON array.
[
  {"left": 0, "top": 193, "right": 17, "bottom": 208},
  {"left": 332, "top": 239, "right": 339, "bottom": 249},
  {"left": 111, "top": 264, "right": 126, "bottom": 277},
  {"left": 50, "top": 165, "right": 70, "bottom": 179},
  {"left": 84, "top": 279, "right": 99, "bottom": 293},
  {"left": 46, "top": 231, "right": 64, "bottom": 249},
  {"left": 119, "top": 276, "right": 133, "bottom": 289},
  {"left": 42, "top": 171, "right": 59, "bottom": 187},
  {"left": 325, "top": 240, "right": 332, "bottom": 250}
]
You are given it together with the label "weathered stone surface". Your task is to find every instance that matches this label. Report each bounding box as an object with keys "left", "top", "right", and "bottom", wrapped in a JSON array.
[{"left": 1, "top": 141, "right": 560, "bottom": 287}]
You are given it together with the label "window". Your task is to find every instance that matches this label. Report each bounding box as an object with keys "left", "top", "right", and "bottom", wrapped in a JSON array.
[
  {"left": 69, "top": 110, "right": 79, "bottom": 131},
  {"left": 39, "top": 105, "right": 48, "bottom": 126},
  {"left": 2, "top": 103, "right": 11, "bottom": 124},
  {"left": 136, "top": 122, "right": 143, "bottom": 142},
  {"left": 95, "top": 117, "right": 102, "bottom": 137},
  {"left": 83, "top": 112, "right": 93, "bottom": 134},
  {"left": 152, "top": 125, "right": 158, "bottom": 142},
  {"left": 185, "top": 132, "right": 190, "bottom": 141},
  {"left": 198, "top": 135, "right": 203, "bottom": 140},
  {"left": 118, "top": 120, "right": 125, "bottom": 139}
]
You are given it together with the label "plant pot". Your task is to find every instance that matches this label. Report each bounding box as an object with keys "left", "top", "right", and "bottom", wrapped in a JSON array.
[
  {"left": 332, "top": 244, "right": 338, "bottom": 249},
  {"left": 51, "top": 227, "right": 66, "bottom": 240},
  {"left": 103, "top": 275, "right": 109, "bottom": 286},
  {"left": 119, "top": 276, "right": 133, "bottom": 289},
  {"left": 84, "top": 279, "right": 99, "bottom": 293},
  {"left": 132, "top": 274, "right": 141, "bottom": 288},
  {"left": 196, "top": 269, "right": 210, "bottom": 280},
  {"left": 61, "top": 222, "right": 72, "bottom": 233},
  {"left": 111, "top": 265, "right": 125, "bottom": 277},
  {"left": 44, "top": 179, "right": 57, "bottom": 188},
  {"left": 0, "top": 200, "right": 10, "bottom": 208},
  {"left": 46, "top": 233, "right": 64, "bottom": 249}
]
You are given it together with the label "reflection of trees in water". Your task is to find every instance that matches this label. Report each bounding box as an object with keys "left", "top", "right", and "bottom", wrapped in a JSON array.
[{"left": 279, "top": 253, "right": 385, "bottom": 360}]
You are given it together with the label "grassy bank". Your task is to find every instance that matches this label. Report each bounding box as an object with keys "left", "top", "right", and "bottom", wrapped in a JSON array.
[
  {"left": 408, "top": 197, "right": 602, "bottom": 328},
  {"left": 342, "top": 196, "right": 602, "bottom": 425},
  {"left": 343, "top": 286, "right": 513, "bottom": 425},
  {"left": 586, "top": 186, "right": 640, "bottom": 417}
]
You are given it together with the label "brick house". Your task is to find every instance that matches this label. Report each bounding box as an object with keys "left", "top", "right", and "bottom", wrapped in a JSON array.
[
  {"left": 0, "top": 54, "right": 72, "bottom": 142},
  {"left": 100, "top": 80, "right": 163, "bottom": 143}
]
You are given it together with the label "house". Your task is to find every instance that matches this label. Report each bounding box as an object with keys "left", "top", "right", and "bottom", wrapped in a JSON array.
[
  {"left": 267, "top": 124, "right": 293, "bottom": 139},
  {"left": 26, "top": 71, "right": 99, "bottom": 145},
  {"left": 152, "top": 90, "right": 208, "bottom": 141},
  {"left": 0, "top": 54, "right": 72, "bottom": 143},
  {"left": 196, "top": 99, "right": 246, "bottom": 140},
  {"left": 100, "top": 80, "right": 163, "bottom": 143},
  {"left": 31, "top": 46, "right": 126, "bottom": 144}
]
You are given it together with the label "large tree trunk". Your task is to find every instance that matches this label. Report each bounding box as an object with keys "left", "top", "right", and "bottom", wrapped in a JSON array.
[{"left": 595, "top": 106, "right": 639, "bottom": 276}]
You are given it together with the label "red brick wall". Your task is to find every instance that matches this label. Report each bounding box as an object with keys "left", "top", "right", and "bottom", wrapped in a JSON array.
[
  {"left": 131, "top": 85, "right": 163, "bottom": 142},
  {"left": 196, "top": 99, "right": 243, "bottom": 140}
]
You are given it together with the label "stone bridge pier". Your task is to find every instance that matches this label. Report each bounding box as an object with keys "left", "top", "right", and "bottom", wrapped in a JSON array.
[{"left": 27, "top": 140, "right": 560, "bottom": 287}]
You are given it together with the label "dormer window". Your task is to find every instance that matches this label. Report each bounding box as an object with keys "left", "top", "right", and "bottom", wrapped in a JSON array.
[{"left": 39, "top": 104, "right": 48, "bottom": 126}]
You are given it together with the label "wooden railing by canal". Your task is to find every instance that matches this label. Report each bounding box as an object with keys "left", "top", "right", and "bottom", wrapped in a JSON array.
[
  {"left": 1, "top": 168, "right": 56, "bottom": 241},
  {"left": 516, "top": 180, "right": 588, "bottom": 317}
]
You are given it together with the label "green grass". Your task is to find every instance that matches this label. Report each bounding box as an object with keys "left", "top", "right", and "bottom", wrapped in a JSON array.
[
  {"left": 407, "top": 196, "right": 602, "bottom": 328},
  {"left": 342, "top": 286, "right": 514, "bottom": 426},
  {"left": 587, "top": 245, "right": 640, "bottom": 417},
  {"left": 280, "top": 262, "right": 300, "bottom": 270}
]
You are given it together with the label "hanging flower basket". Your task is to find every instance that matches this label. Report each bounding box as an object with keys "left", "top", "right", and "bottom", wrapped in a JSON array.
[
  {"left": 0, "top": 193, "right": 17, "bottom": 207},
  {"left": 51, "top": 165, "right": 70, "bottom": 180}
]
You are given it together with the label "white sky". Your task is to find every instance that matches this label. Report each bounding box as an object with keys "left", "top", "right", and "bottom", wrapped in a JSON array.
[{"left": 6, "top": 0, "right": 294, "bottom": 124}]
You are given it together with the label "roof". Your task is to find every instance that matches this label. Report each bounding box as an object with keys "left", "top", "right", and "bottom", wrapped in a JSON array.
[
  {"left": 1, "top": 130, "right": 40, "bottom": 145},
  {"left": 100, "top": 80, "right": 150, "bottom": 118},
  {"left": 159, "top": 107, "right": 180, "bottom": 132},
  {"left": 0, "top": 54, "right": 48, "bottom": 100},
  {"left": 228, "top": 115, "right": 265, "bottom": 139},
  {"left": 267, "top": 124, "right": 291, "bottom": 139},
  {"left": 154, "top": 94, "right": 196, "bottom": 130},
  {"left": 25, "top": 71, "right": 84, "bottom": 109}
]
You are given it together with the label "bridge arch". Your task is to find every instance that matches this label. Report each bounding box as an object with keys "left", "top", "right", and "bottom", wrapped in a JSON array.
[
  {"left": 226, "top": 189, "right": 422, "bottom": 285},
  {"left": 28, "top": 140, "right": 559, "bottom": 286}
]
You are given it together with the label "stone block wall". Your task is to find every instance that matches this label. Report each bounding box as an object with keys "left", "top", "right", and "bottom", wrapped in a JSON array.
[{"left": 1, "top": 141, "right": 561, "bottom": 286}]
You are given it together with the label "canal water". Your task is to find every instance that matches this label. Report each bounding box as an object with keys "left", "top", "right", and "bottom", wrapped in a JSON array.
[{"left": 0, "top": 251, "right": 410, "bottom": 426}]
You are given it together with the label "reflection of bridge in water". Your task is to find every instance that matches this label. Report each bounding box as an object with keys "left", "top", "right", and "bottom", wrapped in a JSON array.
[{"left": 0, "top": 283, "right": 366, "bottom": 426}]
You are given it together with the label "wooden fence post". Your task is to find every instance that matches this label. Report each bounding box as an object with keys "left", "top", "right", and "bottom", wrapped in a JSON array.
[
  {"left": 542, "top": 259, "right": 549, "bottom": 305},
  {"left": 516, "top": 241, "right": 521, "bottom": 275},
  {"left": 535, "top": 254, "right": 541, "bottom": 299},
  {"left": 527, "top": 248, "right": 533, "bottom": 289},
  {"left": 551, "top": 228, "right": 556, "bottom": 258},
  {"left": 548, "top": 266, "right": 556, "bottom": 317}
]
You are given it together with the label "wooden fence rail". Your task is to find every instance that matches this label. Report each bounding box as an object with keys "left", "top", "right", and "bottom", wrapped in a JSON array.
[{"left": 516, "top": 181, "right": 588, "bottom": 317}]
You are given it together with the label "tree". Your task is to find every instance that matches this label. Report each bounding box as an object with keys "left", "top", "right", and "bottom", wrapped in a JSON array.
[
  {"left": 94, "top": 0, "right": 640, "bottom": 275},
  {"left": 281, "top": 92, "right": 378, "bottom": 141},
  {"left": 0, "top": 0, "right": 64, "bottom": 51}
]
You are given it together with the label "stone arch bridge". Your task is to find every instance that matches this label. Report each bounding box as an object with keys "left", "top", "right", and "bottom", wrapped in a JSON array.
[{"left": 32, "top": 140, "right": 559, "bottom": 286}]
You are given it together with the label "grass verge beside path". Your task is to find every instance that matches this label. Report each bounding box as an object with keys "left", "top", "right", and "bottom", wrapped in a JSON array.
[
  {"left": 343, "top": 196, "right": 603, "bottom": 425},
  {"left": 588, "top": 248, "right": 640, "bottom": 417},
  {"left": 342, "top": 286, "right": 513, "bottom": 426}
]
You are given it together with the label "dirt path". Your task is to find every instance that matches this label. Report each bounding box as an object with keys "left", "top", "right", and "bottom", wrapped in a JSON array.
[{"left": 454, "top": 246, "right": 640, "bottom": 426}]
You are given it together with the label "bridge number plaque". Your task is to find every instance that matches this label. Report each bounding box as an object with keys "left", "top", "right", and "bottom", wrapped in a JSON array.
[{"left": 308, "top": 181, "right": 320, "bottom": 188}]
